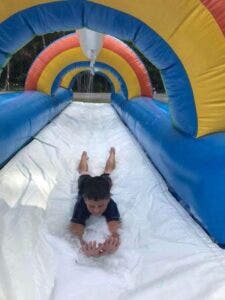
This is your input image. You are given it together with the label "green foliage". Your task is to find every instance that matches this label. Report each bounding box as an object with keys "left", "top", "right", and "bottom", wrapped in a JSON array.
[{"left": 0, "top": 32, "right": 70, "bottom": 89}]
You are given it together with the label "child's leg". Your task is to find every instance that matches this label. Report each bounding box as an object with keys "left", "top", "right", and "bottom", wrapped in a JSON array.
[
  {"left": 104, "top": 147, "right": 116, "bottom": 174},
  {"left": 78, "top": 151, "right": 89, "bottom": 174}
]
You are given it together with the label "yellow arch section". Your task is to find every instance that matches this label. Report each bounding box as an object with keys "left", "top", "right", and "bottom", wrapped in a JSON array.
[
  {"left": 61, "top": 68, "right": 86, "bottom": 89},
  {"left": 91, "top": 0, "right": 225, "bottom": 136},
  {"left": 37, "top": 47, "right": 141, "bottom": 98},
  {"left": 61, "top": 68, "right": 120, "bottom": 92}
]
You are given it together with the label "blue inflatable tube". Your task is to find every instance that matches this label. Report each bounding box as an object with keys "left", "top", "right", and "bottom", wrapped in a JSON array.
[
  {"left": 0, "top": 88, "right": 72, "bottom": 168},
  {"left": 112, "top": 93, "right": 225, "bottom": 246}
]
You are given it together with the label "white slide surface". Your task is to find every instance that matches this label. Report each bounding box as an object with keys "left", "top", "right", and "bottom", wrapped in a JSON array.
[{"left": 1, "top": 103, "right": 225, "bottom": 300}]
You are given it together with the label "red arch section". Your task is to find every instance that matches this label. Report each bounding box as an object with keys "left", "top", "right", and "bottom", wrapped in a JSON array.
[
  {"left": 25, "top": 35, "right": 80, "bottom": 90},
  {"left": 25, "top": 34, "right": 153, "bottom": 97},
  {"left": 103, "top": 36, "right": 152, "bottom": 97},
  {"left": 201, "top": 0, "right": 225, "bottom": 36}
]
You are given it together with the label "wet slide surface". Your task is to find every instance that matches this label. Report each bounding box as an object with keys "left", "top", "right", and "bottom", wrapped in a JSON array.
[{"left": 1, "top": 103, "right": 225, "bottom": 300}]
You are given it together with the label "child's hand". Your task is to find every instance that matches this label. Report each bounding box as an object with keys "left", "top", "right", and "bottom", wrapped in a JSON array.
[
  {"left": 80, "top": 235, "right": 120, "bottom": 257},
  {"left": 81, "top": 241, "right": 105, "bottom": 257},
  {"left": 102, "top": 235, "right": 120, "bottom": 254}
]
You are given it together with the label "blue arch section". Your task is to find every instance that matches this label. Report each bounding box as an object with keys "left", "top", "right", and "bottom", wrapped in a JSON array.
[
  {"left": 70, "top": 70, "right": 115, "bottom": 94},
  {"left": 0, "top": 0, "right": 196, "bottom": 136},
  {"left": 52, "top": 61, "right": 128, "bottom": 97}
]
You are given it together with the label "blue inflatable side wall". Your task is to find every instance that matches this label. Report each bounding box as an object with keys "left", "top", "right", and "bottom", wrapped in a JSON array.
[
  {"left": 112, "top": 93, "right": 225, "bottom": 246},
  {"left": 0, "top": 88, "right": 72, "bottom": 168}
]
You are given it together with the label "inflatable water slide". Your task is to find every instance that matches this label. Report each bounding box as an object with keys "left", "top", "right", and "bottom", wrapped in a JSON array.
[{"left": 1, "top": 1, "right": 225, "bottom": 299}]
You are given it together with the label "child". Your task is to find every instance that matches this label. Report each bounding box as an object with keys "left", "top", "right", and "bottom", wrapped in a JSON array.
[{"left": 70, "top": 147, "right": 121, "bottom": 257}]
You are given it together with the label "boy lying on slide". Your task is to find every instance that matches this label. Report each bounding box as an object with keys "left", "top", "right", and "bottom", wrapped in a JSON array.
[{"left": 70, "top": 147, "right": 121, "bottom": 257}]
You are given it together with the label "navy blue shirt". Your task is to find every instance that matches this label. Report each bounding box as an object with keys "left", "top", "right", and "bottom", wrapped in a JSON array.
[{"left": 71, "top": 174, "right": 120, "bottom": 225}]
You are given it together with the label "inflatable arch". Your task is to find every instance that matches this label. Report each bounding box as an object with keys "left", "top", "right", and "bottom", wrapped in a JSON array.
[
  {"left": 0, "top": 1, "right": 225, "bottom": 245},
  {"left": 25, "top": 34, "right": 152, "bottom": 98},
  {"left": 61, "top": 68, "right": 120, "bottom": 93},
  {"left": 52, "top": 62, "right": 128, "bottom": 96}
]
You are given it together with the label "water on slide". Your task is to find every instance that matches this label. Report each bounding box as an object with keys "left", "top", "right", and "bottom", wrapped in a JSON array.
[{"left": 1, "top": 102, "right": 225, "bottom": 300}]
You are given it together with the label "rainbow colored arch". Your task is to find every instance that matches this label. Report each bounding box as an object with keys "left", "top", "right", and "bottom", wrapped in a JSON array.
[
  {"left": 25, "top": 34, "right": 152, "bottom": 99},
  {"left": 61, "top": 68, "right": 120, "bottom": 94}
]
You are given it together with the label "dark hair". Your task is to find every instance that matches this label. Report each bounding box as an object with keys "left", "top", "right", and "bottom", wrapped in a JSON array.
[{"left": 82, "top": 176, "right": 111, "bottom": 201}]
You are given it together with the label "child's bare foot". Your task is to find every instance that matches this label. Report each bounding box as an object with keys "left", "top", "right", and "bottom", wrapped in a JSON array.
[
  {"left": 78, "top": 151, "right": 89, "bottom": 174},
  {"left": 110, "top": 147, "right": 115, "bottom": 156},
  {"left": 81, "top": 151, "right": 89, "bottom": 160},
  {"left": 104, "top": 147, "right": 116, "bottom": 174}
]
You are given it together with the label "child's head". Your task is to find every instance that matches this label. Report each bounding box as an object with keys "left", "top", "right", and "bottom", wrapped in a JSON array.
[{"left": 82, "top": 176, "right": 111, "bottom": 216}]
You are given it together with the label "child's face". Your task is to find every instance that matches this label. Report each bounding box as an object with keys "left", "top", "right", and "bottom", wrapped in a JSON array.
[{"left": 84, "top": 199, "right": 110, "bottom": 216}]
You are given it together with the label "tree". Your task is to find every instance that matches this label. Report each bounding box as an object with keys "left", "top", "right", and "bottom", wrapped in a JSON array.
[{"left": 0, "top": 32, "right": 69, "bottom": 90}]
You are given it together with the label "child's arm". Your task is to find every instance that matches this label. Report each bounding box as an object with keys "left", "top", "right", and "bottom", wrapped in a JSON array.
[
  {"left": 107, "top": 220, "right": 120, "bottom": 237},
  {"left": 103, "top": 200, "right": 121, "bottom": 254},
  {"left": 70, "top": 223, "right": 85, "bottom": 242},
  {"left": 98, "top": 220, "right": 120, "bottom": 255}
]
